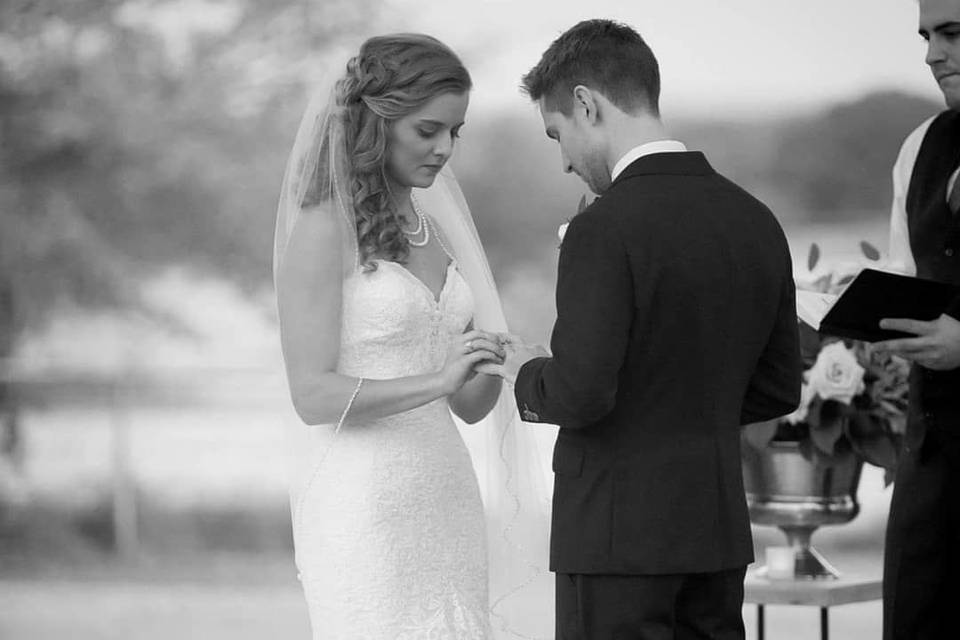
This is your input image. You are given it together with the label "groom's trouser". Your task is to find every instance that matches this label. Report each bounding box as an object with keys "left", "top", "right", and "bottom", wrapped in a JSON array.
[
  {"left": 555, "top": 566, "right": 747, "bottom": 640},
  {"left": 883, "top": 423, "right": 960, "bottom": 640}
]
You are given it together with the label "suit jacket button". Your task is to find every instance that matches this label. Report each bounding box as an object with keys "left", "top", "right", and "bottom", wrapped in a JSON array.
[{"left": 946, "top": 248, "right": 955, "bottom": 257}]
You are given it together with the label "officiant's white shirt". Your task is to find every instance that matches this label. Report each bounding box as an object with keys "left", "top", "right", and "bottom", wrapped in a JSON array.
[
  {"left": 611, "top": 140, "right": 687, "bottom": 182},
  {"left": 888, "top": 116, "right": 960, "bottom": 276}
]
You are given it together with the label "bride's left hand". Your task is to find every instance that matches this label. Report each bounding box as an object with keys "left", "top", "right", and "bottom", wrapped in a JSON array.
[{"left": 439, "top": 329, "right": 505, "bottom": 394}]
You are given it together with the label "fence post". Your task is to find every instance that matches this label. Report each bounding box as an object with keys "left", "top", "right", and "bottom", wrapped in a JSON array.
[{"left": 110, "top": 374, "right": 138, "bottom": 558}]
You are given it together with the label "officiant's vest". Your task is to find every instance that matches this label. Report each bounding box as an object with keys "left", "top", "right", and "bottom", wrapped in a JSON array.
[{"left": 905, "top": 109, "right": 960, "bottom": 442}]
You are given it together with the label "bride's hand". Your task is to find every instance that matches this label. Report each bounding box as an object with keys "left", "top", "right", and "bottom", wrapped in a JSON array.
[
  {"left": 439, "top": 329, "right": 505, "bottom": 395},
  {"left": 474, "top": 335, "right": 549, "bottom": 385}
]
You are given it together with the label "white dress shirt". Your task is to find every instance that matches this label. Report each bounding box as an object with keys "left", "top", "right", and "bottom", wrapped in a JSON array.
[
  {"left": 611, "top": 140, "right": 688, "bottom": 182},
  {"left": 888, "top": 116, "right": 960, "bottom": 276}
]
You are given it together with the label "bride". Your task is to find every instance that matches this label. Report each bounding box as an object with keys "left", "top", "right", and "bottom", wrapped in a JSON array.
[{"left": 273, "top": 34, "right": 551, "bottom": 638}]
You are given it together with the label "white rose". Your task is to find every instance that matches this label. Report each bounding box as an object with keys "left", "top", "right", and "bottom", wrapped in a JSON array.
[
  {"left": 784, "top": 381, "right": 816, "bottom": 424},
  {"left": 558, "top": 222, "right": 569, "bottom": 243},
  {"left": 808, "top": 342, "right": 865, "bottom": 405}
]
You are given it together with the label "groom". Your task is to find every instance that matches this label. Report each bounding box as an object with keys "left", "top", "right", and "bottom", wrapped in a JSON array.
[{"left": 487, "top": 20, "right": 802, "bottom": 639}]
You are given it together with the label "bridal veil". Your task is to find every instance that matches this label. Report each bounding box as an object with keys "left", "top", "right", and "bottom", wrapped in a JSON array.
[{"left": 274, "top": 75, "right": 554, "bottom": 639}]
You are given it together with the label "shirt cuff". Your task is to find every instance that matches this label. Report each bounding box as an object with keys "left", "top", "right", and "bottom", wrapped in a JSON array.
[{"left": 946, "top": 294, "right": 960, "bottom": 321}]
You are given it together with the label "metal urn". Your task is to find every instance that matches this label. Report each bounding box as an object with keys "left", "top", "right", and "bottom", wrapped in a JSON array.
[{"left": 741, "top": 439, "right": 863, "bottom": 579}]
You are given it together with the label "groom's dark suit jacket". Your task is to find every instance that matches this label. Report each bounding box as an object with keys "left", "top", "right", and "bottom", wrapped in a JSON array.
[{"left": 515, "top": 151, "right": 802, "bottom": 576}]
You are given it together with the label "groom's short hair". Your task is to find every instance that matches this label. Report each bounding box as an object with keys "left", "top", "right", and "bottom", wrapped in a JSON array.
[{"left": 522, "top": 19, "right": 660, "bottom": 117}]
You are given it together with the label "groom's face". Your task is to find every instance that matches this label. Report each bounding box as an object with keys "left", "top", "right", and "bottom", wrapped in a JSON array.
[
  {"left": 539, "top": 100, "right": 610, "bottom": 195},
  {"left": 920, "top": 0, "right": 960, "bottom": 109}
]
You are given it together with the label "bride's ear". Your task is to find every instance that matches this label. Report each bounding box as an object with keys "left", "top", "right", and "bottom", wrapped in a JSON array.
[{"left": 572, "top": 85, "right": 599, "bottom": 126}]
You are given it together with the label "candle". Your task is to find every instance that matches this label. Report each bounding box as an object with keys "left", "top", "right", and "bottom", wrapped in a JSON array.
[{"left": 766, "top": 546, "right": 796, "bottom": 580}]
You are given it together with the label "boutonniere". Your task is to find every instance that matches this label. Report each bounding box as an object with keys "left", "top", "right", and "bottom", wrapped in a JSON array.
[{"left": 558, "top": 194, "right": 593, "bottom": 246}]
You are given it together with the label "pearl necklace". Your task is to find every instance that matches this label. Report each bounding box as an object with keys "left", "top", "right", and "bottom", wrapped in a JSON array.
[{"left": 405, "top": 195, "right": 430, "bottom": 247}]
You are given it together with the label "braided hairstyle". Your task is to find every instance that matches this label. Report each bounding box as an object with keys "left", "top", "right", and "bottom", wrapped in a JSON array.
[{"left": 308, "top": 34, "right": 471, "bottom": 267}]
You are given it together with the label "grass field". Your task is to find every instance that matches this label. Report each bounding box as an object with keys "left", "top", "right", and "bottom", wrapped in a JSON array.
[
  {"left": 3, "top": 399, "right": 892, "bottom": 639},
  {"left": 0, "top": 551, "right": 882, "bottom": 640},
  {"left": 0, "top": 577, "right": 310, "bottom": 640},
  {"left": 0, "top": 577, "right": 882, "bottom": 640}
]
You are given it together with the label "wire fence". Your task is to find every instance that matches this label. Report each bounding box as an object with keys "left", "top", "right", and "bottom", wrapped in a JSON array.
[{"left": 1, "top": 362, "right": 293, "bottom": 558}]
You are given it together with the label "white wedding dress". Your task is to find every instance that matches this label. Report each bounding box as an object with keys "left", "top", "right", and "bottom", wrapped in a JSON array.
[{"left": 292, "top": 257, "right": 492, "bottom": 639}]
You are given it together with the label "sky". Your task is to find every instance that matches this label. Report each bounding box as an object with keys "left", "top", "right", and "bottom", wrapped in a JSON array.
[
  {"left": 123, "top": 0, "right": 944, "bottom": 118},
  {"left": 380, "top": 0, "right": 942, "bottom": 118}
]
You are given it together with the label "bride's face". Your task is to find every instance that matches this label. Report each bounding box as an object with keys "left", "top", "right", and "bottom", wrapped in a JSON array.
[{"left": 384, "top": 91, "right": 469, "bottom": 189}]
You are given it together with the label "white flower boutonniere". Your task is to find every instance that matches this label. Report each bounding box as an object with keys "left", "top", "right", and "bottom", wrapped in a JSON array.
[{"left": 559, "top": 194, "right": 591, "bottom": 247}]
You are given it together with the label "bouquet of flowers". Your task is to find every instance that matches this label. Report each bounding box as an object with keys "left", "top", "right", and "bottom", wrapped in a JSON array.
[{"left": 744, "top": 241, "right": 910, "bottom": 484}]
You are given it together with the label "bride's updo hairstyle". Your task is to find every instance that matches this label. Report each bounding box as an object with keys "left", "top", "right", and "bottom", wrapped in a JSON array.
[{"left": 316, "top": 34, "right": 471, "bottom": 267}]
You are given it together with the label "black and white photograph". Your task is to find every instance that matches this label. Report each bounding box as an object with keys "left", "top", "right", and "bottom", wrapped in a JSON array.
[{"left": 2, "top": 1, "right": 959, "bottom": 639}]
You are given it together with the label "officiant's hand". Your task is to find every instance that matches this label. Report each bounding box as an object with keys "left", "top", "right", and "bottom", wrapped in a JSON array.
[
  {"left": 876, "top": 313, "right": 960, "bottom": 371},
  {"left": 474, "top": 334, "right": 549, "bottom": 385}
]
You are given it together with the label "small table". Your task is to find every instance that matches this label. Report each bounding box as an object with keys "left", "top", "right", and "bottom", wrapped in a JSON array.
[{"left": 744, "top": 572, "right": 882, "bottom": 640}]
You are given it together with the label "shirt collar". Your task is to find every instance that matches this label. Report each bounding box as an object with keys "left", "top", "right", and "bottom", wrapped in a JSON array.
[{"left": 611, "top": 140, "right": 688, "bottom": 182}]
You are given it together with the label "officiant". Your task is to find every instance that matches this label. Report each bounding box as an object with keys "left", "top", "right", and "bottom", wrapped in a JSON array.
[{"left": 877, "top": 1, "right": 960, "bottom": 638}]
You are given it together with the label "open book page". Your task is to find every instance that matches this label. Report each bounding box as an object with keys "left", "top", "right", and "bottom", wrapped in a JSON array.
[{"left": 796, "top": 290, "right": 838, "bottom": 331}]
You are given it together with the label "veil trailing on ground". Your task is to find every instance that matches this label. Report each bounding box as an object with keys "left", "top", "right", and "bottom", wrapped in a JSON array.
[{"left": 274, "top": 79, "right": 554, "bottom": 638}]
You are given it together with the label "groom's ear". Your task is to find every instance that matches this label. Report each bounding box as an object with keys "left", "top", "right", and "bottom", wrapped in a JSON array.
[{"left": 572, "top": 85, "right": 600, "bottom": 126}]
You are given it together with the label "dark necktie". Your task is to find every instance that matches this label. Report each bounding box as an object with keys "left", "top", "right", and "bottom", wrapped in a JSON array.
[{"left": 949, "top": 169, "right": 960, "bottom": 216}]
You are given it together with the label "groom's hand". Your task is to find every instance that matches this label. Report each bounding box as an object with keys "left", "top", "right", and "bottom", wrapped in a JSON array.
[{"left": 475, "top": 334, "right": 549, "bottom": 385}]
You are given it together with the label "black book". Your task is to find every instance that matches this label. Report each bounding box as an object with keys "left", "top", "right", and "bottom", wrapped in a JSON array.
[{"left": 797, "top": 268, "right": 960, "bottom": 342}]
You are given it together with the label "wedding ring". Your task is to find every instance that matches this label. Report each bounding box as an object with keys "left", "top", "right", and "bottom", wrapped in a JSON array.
[{"left": 465, "top": 339, "right": 474, "bottom": 352}]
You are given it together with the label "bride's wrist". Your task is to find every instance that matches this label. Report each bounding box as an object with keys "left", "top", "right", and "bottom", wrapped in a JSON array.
[{"left": 430, "top": 370, "right": 456, "bottom": 397}]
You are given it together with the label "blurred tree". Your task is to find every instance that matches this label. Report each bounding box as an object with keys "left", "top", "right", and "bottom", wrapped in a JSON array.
[
  {"left": 0, "top": 0, "right": 380, "bottom": 481},
  {"left": 455, "top": 91, "right": 943, "bottom": 273},
  {"left": 673, "top": 116, "right": 793, "bottom": 217},
  {"left": 764, "top": 90, "right": 942, "bottom": 219},
  {"left": 455, "top": 110, "right": 585, "bottom": 272}
]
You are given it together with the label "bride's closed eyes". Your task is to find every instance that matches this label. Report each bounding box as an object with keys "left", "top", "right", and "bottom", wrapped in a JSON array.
[{"left": 417, "top": 122, "right": 464, "bottom": 140}]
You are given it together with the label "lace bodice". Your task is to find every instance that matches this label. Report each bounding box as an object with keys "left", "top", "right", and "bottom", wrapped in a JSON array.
[{"left": 338, "top": 259, "right": 473, "bottom": 379}]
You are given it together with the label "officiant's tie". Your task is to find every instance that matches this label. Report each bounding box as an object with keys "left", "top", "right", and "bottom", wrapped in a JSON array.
[{"left": 949, "top": 167, "right": 960, "bottom": 216}]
